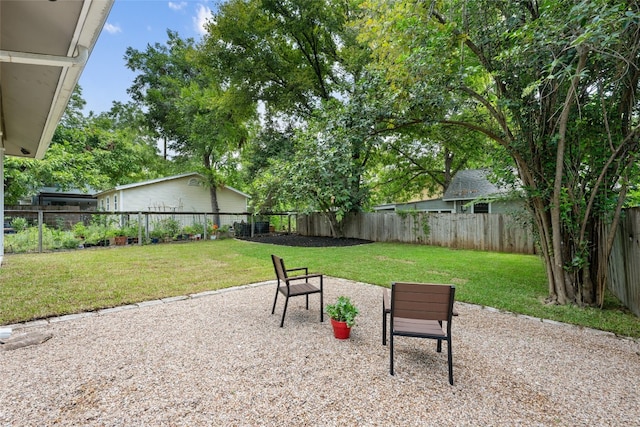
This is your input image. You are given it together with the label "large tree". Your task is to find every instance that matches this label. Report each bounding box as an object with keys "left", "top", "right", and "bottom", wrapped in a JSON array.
[
  {"left": 206, "top": 0, "right": 370, "bottom": 118},
  {"left": 126, "top": 31, "right": 255, "bottom": 222},
  {"left": 360, "top": 0, "right": 640, "bottom": 306},
  {"left": 207, "top": 0, "right": 495, "bottom": 223},
  {"left": 205, "top": 0, "right": 375, "bottom": 231},
  {"left": 373, "top": 122, "right": 496, "bottom": 204}
]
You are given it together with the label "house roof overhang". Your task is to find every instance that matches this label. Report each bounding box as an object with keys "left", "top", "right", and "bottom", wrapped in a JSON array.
[{"left": 0, "top": 0, "right": 114, "bottom": 159}]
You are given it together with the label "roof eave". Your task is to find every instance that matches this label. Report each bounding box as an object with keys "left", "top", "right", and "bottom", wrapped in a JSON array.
[{"left": 0, "top": 0, "right": 114, "bottom": 159}]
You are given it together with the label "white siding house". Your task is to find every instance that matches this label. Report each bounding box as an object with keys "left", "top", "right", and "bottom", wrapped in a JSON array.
[{"left": 95, "top": 173, "right": 250, "bottom": 213}]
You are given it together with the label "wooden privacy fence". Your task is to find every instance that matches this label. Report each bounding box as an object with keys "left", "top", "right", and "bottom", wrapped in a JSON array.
[
  {"left": 299, "top": 209, "right": 640, "bottom": 317},
  {"left": 297, "top": 212, "right": 536, "bottom": 255},
  {"left": 606, "top": 207, "right": 640, "bottom": 317}
]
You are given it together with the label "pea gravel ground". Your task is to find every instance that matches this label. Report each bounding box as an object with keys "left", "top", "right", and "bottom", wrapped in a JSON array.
[{"left": 1, "top": 277, "right": 639, "bottom": 426}]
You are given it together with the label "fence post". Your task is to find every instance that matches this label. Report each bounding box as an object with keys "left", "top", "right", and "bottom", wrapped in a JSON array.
[
  {"left": 138, "top": 212, "right": 143, "bottom": 245},
  {"left": 38, "top": 210, "right": 44, "bottom": 253},
  {"left": 145, "top": 213, "right": 150, "bottom": 242}
]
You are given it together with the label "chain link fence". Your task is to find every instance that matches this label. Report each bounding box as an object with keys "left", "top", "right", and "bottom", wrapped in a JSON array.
[{"left": 3, "top": 209, "right": 297, "bottom": 254}]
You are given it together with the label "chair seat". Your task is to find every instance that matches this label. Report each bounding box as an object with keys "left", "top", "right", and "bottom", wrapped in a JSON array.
[
  {"left": 393, "top": 317, "right": 446, "bottom": 338},
  {"left": 280, "top": 282, "right": 321, "bottom": 296}
]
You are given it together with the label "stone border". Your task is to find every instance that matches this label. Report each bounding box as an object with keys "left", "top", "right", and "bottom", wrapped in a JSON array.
[{"left": 3, "top": 278, "right": 636, "bottom": 343}]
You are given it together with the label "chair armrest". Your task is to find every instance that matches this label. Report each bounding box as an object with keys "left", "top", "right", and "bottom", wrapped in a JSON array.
[
  {"left": 383, "top": 288, "right": 390, "bottom": 313},
  {"left": 286, "top": 267, "right": 308, "bottom": 275}
]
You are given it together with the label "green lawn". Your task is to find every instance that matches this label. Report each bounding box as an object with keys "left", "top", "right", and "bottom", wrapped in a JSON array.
[{"left": 1, "top": 239, "right": 638, "bottom": 337}]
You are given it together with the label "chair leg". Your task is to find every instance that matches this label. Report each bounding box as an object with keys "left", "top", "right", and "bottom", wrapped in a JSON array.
[
  {"left": 382, "top": 309, "right": 387, "bottom": 346},
  {"left": 271, "top": 286, "right": 279, "bottom": 314},
  {"left": 319, "top": 289, "right": 324, "bottom": 323},
  {"left": 447, "top": 338, "right": 453, "bottom": 385},
  {"left": 280, "top": 296, "right": 289, "bottom": 327},
  {"left": 389, "top": 333, "right": 394, "bottom": 375}
]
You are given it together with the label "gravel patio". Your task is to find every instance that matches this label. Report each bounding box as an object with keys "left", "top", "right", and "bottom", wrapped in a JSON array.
[{"left": 1, "top": 277, "right": 639, "bottom": 426}]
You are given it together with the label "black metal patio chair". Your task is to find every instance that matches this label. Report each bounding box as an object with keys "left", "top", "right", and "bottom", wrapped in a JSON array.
[
  {"left": 271, "top": 255, "right": 324, "bottom": 327},
  {"left": 387, "top": 282, "right": 456, "bottom": 385}
]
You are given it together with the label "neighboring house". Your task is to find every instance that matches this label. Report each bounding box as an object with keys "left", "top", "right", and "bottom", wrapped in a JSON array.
[
  {"left": 374, "top": 198, "right": 454, "bottom": 213},
  {"left": 374, "top": 169, "right": 523, "bottom": 214},
  {"left": 95, "top": 173, "right": 250, "bottom": 213},
  {"left": 5, "top": 186, "right": 97, "bottom": 230},
  {"left": 442, "top": 169, "right": 520, "bottom": 214},
  {"left": 27, "top": 187, "right": 98, "bottom": 211}
]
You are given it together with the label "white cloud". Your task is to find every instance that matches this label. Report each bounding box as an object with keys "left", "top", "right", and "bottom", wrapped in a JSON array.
[
  {"left": 168, "top": 2, "right": 187, "bottom": 11},
  {"left": 104, "top": 22, "right": 122, "bottom": 35},
  {"left": 193, "top": 4, "right": 212, "bottom": 36}
]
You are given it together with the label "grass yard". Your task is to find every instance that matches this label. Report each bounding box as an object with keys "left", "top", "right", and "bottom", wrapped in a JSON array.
[{"left": 0, "top": 239, "right": 638, "bottom": 338}]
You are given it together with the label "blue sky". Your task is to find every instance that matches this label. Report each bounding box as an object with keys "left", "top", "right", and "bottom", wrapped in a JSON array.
[{"left": 79, "top": 0, "right": 216, "bottom": 115}]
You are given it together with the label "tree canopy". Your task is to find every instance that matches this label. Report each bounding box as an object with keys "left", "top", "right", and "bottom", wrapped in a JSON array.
[
  {"left": 125, "top": 30, "right": 256, "bottom": 220},
  {"left": 359, "top": 0, "right": 640, "bottom": 306}
]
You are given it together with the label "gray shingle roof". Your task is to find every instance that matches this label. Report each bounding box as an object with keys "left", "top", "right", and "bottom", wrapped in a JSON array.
[{"left": 442, "top": 169, "right": 508, "bottom": 201}]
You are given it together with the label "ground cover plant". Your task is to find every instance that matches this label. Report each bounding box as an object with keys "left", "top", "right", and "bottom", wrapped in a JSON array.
[{"left": 0, "top": 239, "right": 637, "bottom": 338}]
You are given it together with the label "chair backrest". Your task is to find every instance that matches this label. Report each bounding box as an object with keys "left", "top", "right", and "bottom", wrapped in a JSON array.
[
  {"left": 391, "top": 282, "right": 455, "bottom": 322},
  {"left": 271, "top": 254, "right": 288, "bottom": 281}
]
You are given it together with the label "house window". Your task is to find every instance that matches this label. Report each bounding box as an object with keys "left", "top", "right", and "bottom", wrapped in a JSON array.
[
  {"left": 187, "top": 178, "right": 201, "bottom": 187},
  {"left": 101, "top": 199, "right": 105, "bottom": 210},
  {"left": 106, "top": 196, "right": 110, "bottom": 211},
  {"left": 114, "top": 194, "right": 118, "bottom": 211},
  {"left": 473, "top": 203, "right": 489, "bottom": 213}
]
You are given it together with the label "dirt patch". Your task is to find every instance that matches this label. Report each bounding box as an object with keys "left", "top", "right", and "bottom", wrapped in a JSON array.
[{"left": 238, "top": 233, "right": 373, "bottom": 247}]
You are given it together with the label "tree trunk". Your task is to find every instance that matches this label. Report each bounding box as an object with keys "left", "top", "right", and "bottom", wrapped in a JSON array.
[
  {"left": 203, "top": 153, "right": 220, "bottom": 226},
  {"left": 324, "top": 212, "right": 344, "bottom": 238},
  {"left": 209, "top": 186, "right": 220, "bottom": 227}
]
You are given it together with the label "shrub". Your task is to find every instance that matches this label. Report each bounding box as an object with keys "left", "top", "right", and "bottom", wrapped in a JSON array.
[{"left": 11, "top": 217, "right": 28, "bottom": 233}]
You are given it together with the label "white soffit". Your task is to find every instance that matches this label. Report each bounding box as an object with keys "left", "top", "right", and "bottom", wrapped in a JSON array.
[{"left": 0, "top": 0, "right": 114, "bottom": 159}]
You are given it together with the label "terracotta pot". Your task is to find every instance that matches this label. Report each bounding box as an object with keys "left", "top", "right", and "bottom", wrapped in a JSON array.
[{"left": 330, "top": 318, "right": 351, "bottom": 339}]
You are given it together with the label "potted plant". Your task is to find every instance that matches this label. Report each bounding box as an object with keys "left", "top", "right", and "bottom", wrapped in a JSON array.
[
  {"left": 150, "top": 227, "right": 164, "bottom": 244},
  {"left": 325, "top": 296, "right": 359, "bottom": 339},
  {"left": 114, "top": 228, "right": 128, "bottom": 246}
]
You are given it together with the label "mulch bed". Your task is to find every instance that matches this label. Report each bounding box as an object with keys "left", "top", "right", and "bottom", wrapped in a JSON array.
[{"left": 238, "top": 233, "right": 373, "bottom": 247}]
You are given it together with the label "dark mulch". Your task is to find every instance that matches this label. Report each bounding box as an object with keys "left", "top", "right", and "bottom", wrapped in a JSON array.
[{"left": 238, "top": 233, "right": 373, "bottom": 247}]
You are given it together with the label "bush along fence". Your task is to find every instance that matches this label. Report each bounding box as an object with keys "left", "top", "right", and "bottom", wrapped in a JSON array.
[
  {"left": 297, "top": 211, "right": 537, "bottom": 255},
  {"left": 3, "top": 209, "right": 296, "bottom": 254}
]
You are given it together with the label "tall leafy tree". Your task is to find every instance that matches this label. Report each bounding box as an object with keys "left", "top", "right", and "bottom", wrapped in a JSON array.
[
  {"left": 360, "top": 0, "right": 640, "bottom": 306},
  {"left": 207, "top": 0, "right": 494, "bottom": 224},
  {"left": 205, "top": 0, "right": 393, "bottom": 233},
  {"left": 373, "top": 122, "right": 496, "bottom": 203},
  {"left": 125, "top": 31, "right": 255, "bottom": 222}
]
